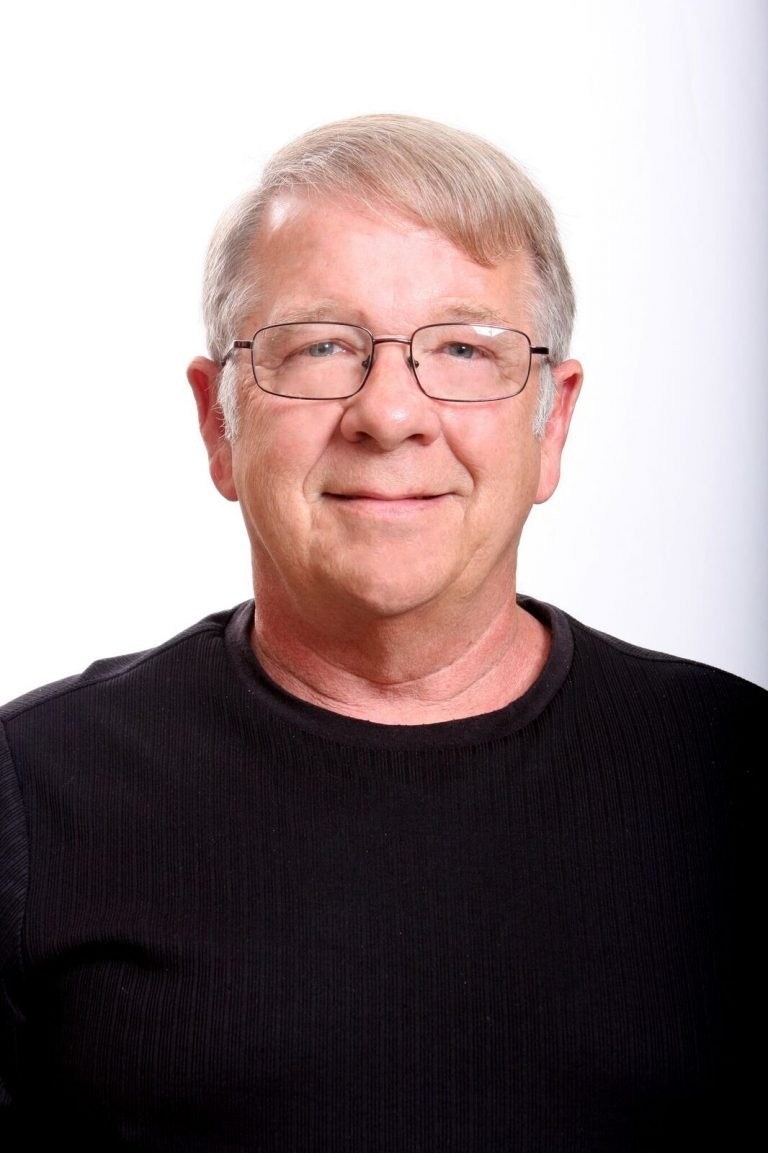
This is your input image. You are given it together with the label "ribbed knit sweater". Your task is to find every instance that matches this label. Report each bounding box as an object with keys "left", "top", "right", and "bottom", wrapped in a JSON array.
[{"left": 0, "top": 598, "right": 763, "bottom": 1150}]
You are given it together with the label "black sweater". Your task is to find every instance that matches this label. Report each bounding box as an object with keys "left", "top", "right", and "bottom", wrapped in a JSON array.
[{"left": 0, "top": 598, "right": 763, "bottom": 1150}]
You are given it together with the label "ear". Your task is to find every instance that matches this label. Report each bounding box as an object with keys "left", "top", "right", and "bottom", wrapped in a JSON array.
[
  {"left": 535, "top": 358, "right": 583, "bottom": 504},
  {"left": 186, "top": 356, "right": 238, "bottom": 502}
]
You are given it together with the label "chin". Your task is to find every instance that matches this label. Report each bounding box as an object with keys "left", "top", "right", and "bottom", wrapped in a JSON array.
[{"left": 322, "top": 568, "right": 453, "bottom": 621}]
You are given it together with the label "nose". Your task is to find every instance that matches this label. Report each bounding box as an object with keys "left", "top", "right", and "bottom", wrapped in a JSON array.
[{"left": 338, "top": 338, "right": 442, "bottom": 450}]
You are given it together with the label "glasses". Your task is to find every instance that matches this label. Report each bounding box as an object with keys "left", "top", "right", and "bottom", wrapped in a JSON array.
[{"left": 221, "top": 322, "right": 549, "bottom": 402}]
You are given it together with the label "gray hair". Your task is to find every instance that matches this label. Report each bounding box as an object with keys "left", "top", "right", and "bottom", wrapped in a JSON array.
[{"left": 202, "top": 114, "right": 575, "bottom": 437}]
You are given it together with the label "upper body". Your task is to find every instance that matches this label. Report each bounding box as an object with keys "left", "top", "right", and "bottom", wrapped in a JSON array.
[
  {"left": 1, "top": 114, "right": 764, "bottom": 1148},
  {"left": 0, "top": 596, "right": 762, "bottom": 1149}
]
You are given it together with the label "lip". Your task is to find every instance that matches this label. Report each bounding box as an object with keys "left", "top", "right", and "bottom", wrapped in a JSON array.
[
  {"left": 324, "top": 492, "right": 452, "bottom": 514},
  {"left": 327, "top": 491, "right": 446, "bottom": 501}
]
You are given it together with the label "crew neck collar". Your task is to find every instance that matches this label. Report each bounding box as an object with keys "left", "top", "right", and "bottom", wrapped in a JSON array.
[{"left": 223, "top": 595, "right": 573, "bottom": 749}]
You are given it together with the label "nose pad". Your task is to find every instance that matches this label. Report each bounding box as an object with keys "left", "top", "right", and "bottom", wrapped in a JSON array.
[
  {"left": 359, "top": 348, "right": 417, "bottom": 381},
  {"left": 339, "top": 338, "right": 441, "bottom": 446}
]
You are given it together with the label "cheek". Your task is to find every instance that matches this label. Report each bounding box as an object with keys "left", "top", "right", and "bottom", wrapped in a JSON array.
[
  {"left": 442, "top": 409, "right": 540, "bottom": 502},
  {"left": 230, "top": 400, "right": 339, "bottom": 512}
]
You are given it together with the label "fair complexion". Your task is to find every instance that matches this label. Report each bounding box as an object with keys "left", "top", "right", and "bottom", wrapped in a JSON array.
[{"left": 188, "top": 196, "right": 582, "bottom": 723}]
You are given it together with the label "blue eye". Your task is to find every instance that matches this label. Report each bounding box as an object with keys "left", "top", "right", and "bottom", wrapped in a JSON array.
[
  {"left": 444, "top": 342, "right": 483, "bottom": 360},
  {"left": 306, "top": 341, "right": 344, "bottom": 357}
]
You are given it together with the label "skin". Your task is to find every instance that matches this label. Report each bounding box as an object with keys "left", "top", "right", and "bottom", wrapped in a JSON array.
[{"left": 188, "top": 195, "right": 582, "bottom": 723}]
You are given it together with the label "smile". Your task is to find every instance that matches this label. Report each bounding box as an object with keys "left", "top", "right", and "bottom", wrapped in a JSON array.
[
  {"left": 328, "top": 491, "right": 445, "bottom": 500},
  {"left": 324, "top": 492, "right": 451, "bottom": 515}
]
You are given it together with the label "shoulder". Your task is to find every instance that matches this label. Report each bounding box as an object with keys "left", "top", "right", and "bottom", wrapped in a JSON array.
[
  {"left": 0, "top": 603, "right": 251, "bottom": 730},
  {"left": 567, "top": 608, "right": 765, "bottom": 705},
  {"left": 521, "top": 595, "right": 766, "bottom": 750}
]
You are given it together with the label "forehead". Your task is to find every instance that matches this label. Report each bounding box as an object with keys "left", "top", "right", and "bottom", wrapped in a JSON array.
[{"left": 247, "top": 194, "right": 537, "bottom": 329}]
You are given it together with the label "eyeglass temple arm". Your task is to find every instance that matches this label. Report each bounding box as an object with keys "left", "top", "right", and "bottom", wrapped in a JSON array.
[
  {"left": 220, "top": 340, "right": 253, "bottom": 367},
  {"left": 531, "top": 346, "right": 549, "bottom": 356}
]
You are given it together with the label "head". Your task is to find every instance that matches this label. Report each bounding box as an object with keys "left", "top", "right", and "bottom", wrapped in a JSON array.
[
  {"left": 187, "top": 115, "right": 582, "bottom": 633},
  {"left": 201, "top": 114, "right": 576, "bottom": 439}
]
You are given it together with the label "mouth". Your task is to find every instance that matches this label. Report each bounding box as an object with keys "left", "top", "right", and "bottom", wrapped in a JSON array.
[
  {"left": 323, "top": 491, "right": 452, "bottom": 515},
  {"left": 327, "top": 492, "right": 445, "bottom": 501}
]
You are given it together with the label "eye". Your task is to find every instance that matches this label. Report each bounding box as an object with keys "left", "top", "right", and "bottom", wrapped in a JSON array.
[
  {"left": 304, "top": 340, "right": 347, "bottom": 358},
  {"left": 442, "top": 341, "right": 486, "bottom": 360}
]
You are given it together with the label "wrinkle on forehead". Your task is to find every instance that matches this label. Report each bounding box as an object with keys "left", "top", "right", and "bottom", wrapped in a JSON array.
[
  {"left": 250, "top": 195, "right": 542, "bottom": 339},
  {"left": 271, "top": 300, "right": 525, "bottom": 331}
]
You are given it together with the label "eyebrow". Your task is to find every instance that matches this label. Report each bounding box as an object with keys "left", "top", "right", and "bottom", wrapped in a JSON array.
[
  {"left": 274, "top": 302, "right": 363, "bottom": 325},
  {"left": 429, "top": 301, "right": 514, "bottom": 327},
  {"left": 273, "top": 301, "right": 516, "bottom": 329}
]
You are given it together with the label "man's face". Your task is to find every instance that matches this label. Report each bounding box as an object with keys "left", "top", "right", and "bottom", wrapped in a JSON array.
[{"left": 189, "top": 196, "right": 581, "bottom": 624}]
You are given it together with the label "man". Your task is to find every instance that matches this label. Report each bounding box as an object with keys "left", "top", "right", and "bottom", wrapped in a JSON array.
[{"left": 0, "top": 114, "right": 763, "bottom": 1149}]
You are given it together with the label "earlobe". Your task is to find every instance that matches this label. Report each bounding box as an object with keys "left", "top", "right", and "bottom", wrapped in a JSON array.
[
  {"left": 534, "top": 358, "right": 583, "bottom": 505},
  {"left": 186, "top": 356, "right": 238, "bottom": 502}
]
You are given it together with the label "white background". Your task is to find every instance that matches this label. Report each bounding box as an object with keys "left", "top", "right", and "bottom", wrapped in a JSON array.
[{"left": 1, "top": 0, "right": 766, "bottom": 701}]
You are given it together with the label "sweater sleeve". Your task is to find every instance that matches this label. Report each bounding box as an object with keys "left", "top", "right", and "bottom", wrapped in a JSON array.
[{"left": 0, "top": 721, "right": 28, "bottom": 1128}]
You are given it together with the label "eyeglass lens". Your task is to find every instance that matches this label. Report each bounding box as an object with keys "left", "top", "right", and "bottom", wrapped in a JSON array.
[{"left": 251, "top": 322, "right": 532, "bottom": 400}]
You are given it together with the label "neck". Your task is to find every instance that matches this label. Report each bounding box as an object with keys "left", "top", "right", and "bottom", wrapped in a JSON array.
[{"left": 250, "top": 585, "right": 549, "bottom": 725}]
